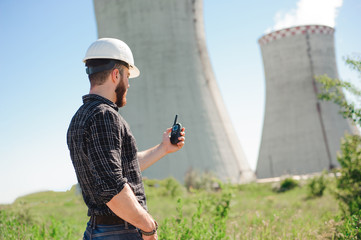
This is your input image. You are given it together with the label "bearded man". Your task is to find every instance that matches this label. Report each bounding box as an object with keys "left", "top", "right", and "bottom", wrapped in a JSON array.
[{"left": 67, "top": 38, "right": 185, "bottom": 240}]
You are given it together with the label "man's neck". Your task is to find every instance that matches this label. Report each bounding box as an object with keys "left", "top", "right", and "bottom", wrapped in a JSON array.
[{"left": 89, "top": 86, "right": 116, "bottom": 104}]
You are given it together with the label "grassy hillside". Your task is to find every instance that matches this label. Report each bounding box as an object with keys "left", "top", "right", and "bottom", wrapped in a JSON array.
[
  {"left": 0, "top": 185, "right": 88, "bottom": 239},
  {"left": 0, "top": 177, "right": 340, "bottom": 239}
]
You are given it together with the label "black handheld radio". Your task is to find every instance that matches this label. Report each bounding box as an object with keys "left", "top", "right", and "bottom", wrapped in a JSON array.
[{"left": 170, "top": 115, "right": 182, "bottom": 145}]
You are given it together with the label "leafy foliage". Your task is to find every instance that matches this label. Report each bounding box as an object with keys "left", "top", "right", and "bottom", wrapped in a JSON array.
[
  {"left": 317, "top": 56, "right": 361, "bottom": 239},
  {"left": 317, "top": 56, "right": 361, "bottom": 125},
  {"left": 335, "top": 210, "right": 361, "bottom": 239},
  {"left": 307, "top": 171, "right": 328, "bottom": 198},
  {"left": 335, "top": 134, "right": 361, "bottom": 216}
]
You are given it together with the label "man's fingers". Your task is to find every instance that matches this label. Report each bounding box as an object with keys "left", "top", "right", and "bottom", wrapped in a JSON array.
[
  {"left": 177, "top": 137, "right": 185, "bottom": 148},
  {"left": 177, "top": 142, "right": 185, "bottom": 147}
]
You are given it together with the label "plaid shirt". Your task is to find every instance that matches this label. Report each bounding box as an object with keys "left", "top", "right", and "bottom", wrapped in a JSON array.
[{"left": 67, "top": 94, "right": 146, "bottom": 216}]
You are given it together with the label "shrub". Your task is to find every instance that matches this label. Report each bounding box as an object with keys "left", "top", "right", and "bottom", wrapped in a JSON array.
[
  {"left": 159, "top": 177, "right": 185, "bottom": 198},
  {"left": 143, "top": 177, "right": 185, "bottom": 199},
  {"left": 307, "top": 172, "right": 328, "bottom": 198},
  {"left": 335, "top": 210, "right": 361, "bottom": 239},
  {"left": 317, "top": 56, "right": 361, "bottom": 237},
  {"left": 273, "top": 177, "right": 299, "bottom": 193},
  {"left": 335, "top": 134, "right": 361, "bottom": 216},
  {"left": 184, "top": 169, "right": 221, "bottom": 192}
]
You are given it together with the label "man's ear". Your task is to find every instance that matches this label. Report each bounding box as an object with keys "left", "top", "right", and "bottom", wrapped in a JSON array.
[{"left": 111, "top": 68, "right": 119, "bottom": 83}]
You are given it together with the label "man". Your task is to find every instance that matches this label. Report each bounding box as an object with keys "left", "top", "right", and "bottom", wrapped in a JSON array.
[{"left": 67, "top": 38, "right": 185, "bottom": 240}]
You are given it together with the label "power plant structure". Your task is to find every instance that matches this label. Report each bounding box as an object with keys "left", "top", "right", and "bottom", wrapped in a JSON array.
[
  {"left": 256, "top": 25, "right": 353, "bottom": 178},
  {"left": 92, "top": 0, "right": 255, "bottom": 183}
]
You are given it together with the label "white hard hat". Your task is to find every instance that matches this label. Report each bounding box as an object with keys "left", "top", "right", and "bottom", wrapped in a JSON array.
[{"left": 83, "top": 38, "right": 140, "bottom": 78}]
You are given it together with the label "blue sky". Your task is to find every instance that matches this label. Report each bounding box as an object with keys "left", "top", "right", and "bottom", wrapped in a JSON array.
[{"left": 0, "top": 0, "right": 360, "bottom": 204}]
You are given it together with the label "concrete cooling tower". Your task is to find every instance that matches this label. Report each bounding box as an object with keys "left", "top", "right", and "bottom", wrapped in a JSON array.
[
  {"left": 92, "top": 0, "right": 255, "bottom": 183},
  {"left": 257, "top": 25, "right": 353, "bottom": 178}
]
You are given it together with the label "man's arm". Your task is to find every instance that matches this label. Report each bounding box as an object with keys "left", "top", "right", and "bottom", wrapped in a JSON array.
[
  {"left": 106, "top": 183, "right": 157, "bottom": 239},
  {"left": 137, "top": 128, "right": 185, "bottom": 171},
  {"left": 107, "top": 127, "right": 184, "bottom": 238},
  {"left": 86, "top": 111, "right": 157, "bottom": 238}
]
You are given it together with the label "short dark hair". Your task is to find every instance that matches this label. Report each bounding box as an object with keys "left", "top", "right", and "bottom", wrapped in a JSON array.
[{"left": 85, "top": 59, "right": 128, "bottom": 86}]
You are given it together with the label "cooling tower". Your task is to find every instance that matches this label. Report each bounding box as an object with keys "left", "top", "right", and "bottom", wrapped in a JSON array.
[
  {"left": 92, "top": 0, "right": 255, "bottom": 183},
  {"left": 256, "top": 25, "right": 353, "bottom": 178}
]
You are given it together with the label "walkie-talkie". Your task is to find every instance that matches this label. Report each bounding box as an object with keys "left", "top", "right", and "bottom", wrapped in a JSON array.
[{"left": 170, "top": 115, "right": 182, "bottom": 145}]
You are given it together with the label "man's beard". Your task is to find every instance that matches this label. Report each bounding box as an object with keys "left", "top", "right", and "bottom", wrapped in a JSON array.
[{"left": 115, "top": 78, "right": 127, "bottom": 107}]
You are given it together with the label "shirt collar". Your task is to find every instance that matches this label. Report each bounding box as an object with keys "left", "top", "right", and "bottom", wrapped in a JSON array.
[{"left": 82, "top": 94, "right": 119, "bottom": 111}]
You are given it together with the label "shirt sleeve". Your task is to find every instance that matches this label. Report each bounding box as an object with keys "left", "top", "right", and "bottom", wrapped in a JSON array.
[{"left": 87, "top": 109, "right": 128, "bottom": 203}]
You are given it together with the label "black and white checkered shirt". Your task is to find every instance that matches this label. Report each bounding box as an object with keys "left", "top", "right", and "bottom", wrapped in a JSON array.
[{"left": 67, "top": 94, "right": 146, "bottom": 216}]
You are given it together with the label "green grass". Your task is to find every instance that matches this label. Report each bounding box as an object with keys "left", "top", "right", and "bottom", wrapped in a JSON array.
[
  {"left": 226, "top": 183, "right": 338, "bottom": 239},
  {"left": 146, "top": 181, "right": 340, "bottom": 239},
  {"left": 0, "top": 178, "right": 341, "bottom": 239},
  {"left": 0, "top": 185, "right": 88, "bottom": 239}
]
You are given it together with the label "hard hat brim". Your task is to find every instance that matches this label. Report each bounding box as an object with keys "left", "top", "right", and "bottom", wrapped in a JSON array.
[{"left": 129, "top": 65, "right": 140, "bottom": 78}]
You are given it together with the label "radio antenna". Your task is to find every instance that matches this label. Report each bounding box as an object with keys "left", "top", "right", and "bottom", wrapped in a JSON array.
[{"left": 173, "top": 115, "right": 178, "bottom": 125}]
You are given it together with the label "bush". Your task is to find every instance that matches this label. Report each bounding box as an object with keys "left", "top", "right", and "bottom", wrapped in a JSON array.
[
  {"left": 307, "top": 172, "right": 328, "bottom": 198},
  {"left": 335, "top": 134, "right": 361, "bottom": 216},
  {"left": 160, "top": 177, "right": 185, "bottom": 198},
  {"left": 184, "top": 169, "right": 221, "bottom": 192},
  {"left": 335, "top": 210, "right": 361, "bottom": 239},
  {"left": 143, "top": 177, "right": 185, "bottom": 199},
  {"left": 317, "top": 56, "right": 361, "bottom": 237},
  {"left": 273, "top": 177, "right": 299, "bottom": 193}
]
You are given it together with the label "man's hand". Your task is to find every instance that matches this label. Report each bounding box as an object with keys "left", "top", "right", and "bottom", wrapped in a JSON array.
[
  {"left": 138, "top": 127, "right": 185, "bottom": 171},
  {"left": 106, "top": 184, "right": 158, "bottom": 239},
  {"left": 161, "top": 127, "right": 185, "bottom": 154}
]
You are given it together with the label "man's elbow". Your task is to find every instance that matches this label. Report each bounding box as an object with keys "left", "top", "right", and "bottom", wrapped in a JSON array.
[{"left": 106, "top": 183, "right": 131, "bottom": 208}]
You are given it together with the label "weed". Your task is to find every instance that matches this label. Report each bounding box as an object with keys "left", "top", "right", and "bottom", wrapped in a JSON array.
[{"left": 158, "top": 192, "right": 231, "bottom": 239}]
